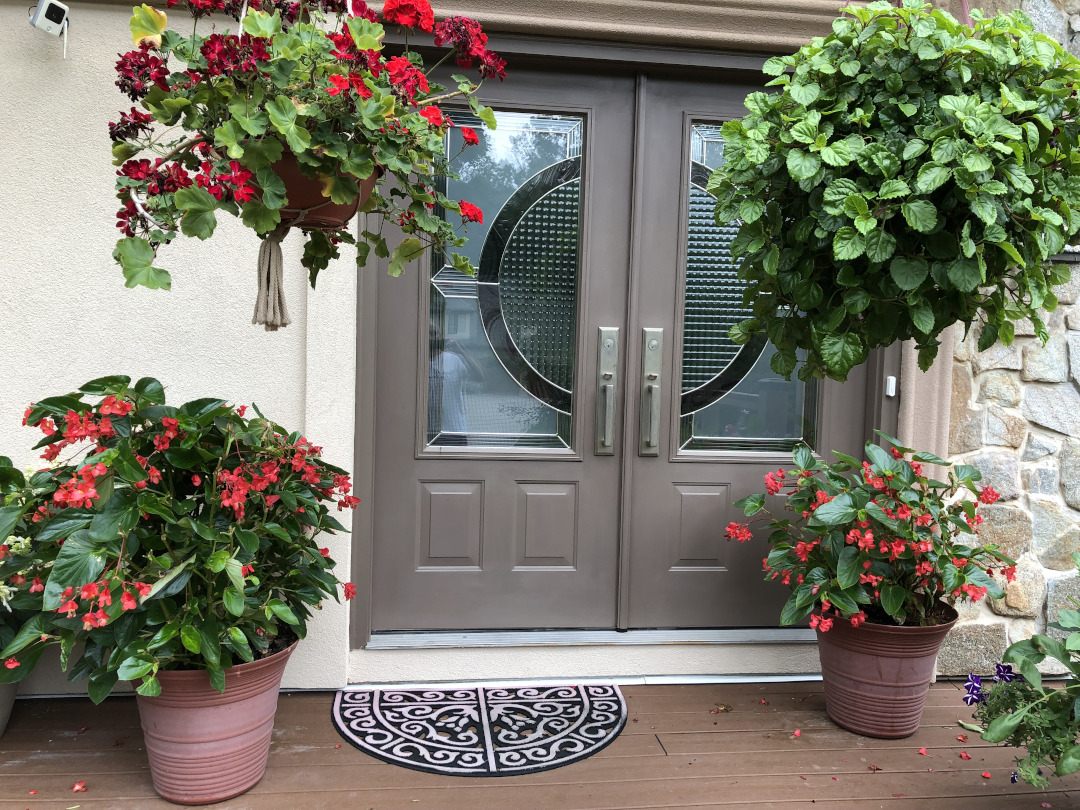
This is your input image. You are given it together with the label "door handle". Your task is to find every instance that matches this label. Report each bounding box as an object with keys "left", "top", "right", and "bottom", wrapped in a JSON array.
[
  {"left": 595, "top": 327, "right": 619, "bottom": 456},
  {"left": 639, "top": 328, "right": 663, "bottom": 456}
]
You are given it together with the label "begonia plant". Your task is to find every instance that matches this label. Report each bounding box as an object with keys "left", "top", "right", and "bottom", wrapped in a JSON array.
[
  {"left": 725, "top": 433, "right": 1014, "bottom": 629},
  {"left": 111, "top": 0, "right": 504, "bottom": 289},
  {"left": 709, "top": 1, "right": 1080, "bottom": 381},
  {"left": 0, "top": 375, "right": 358, "bottom": 700},
  {"left": 0, "top": 458, "right": 63, "bottom": 683}
]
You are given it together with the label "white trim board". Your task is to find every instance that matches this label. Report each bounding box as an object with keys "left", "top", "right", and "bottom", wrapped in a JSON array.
[
  {"left": 348, "top": 640, "right": 822, "bottom": 684},
  {"left": 365, "top": 628, "right": 815, "bottom": 649}
]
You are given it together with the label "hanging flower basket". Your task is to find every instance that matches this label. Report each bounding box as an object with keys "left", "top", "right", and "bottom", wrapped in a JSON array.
[{"left": 110, "top": 0, "right": 503, "bottom": 327}]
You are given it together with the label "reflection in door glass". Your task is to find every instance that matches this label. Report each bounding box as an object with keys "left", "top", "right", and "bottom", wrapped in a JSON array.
[
  {"left": 427, "top": 112, "right": 583, "bottom": 448},
  {"left": 678, "top": 124, "right": 817, "bottom": 452}
]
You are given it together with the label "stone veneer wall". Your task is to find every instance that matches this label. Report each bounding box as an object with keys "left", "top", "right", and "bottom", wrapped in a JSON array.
[
  {"left": 941, "top": 255, "right": 1080, "bottom": 675},
  {"left": 934, "top": 1, "right": 1080, "bottom": 675}
]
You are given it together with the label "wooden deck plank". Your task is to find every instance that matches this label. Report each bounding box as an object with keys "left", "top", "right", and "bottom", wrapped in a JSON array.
[{"left": 0, "top": 683, "right": 1072, "bottom": 809}]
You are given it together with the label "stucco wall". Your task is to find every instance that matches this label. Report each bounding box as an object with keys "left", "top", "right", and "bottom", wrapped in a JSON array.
[{"left": 0, "top": 1, "right": 354, "bottom": 694}]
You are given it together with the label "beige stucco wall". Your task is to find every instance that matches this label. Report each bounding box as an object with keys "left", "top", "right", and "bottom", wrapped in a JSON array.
[{"left": 0, "top": 1, "right": 353, "bottom": 694}]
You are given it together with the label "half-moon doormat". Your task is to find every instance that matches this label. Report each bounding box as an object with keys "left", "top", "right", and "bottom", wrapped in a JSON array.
[{"left": 332, "top": 684, "right": 627, "bottom": 776}]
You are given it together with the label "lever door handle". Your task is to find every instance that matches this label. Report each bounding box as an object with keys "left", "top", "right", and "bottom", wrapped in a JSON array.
[
  {"left": 595, "top": 327, "right": 619, "bottom": 456},
  {"left": 600, "top": 383, "right": 615, "bottom": 448},
  {"left": 639, "top": 328, "right": 663, "bottom": 456}
]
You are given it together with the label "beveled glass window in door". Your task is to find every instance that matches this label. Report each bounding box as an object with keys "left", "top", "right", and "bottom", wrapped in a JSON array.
[
  {"left": 427, "top": 111, "right": 583, "bottom": 449},
  {"left": 678, "top": 123, "right": 818, "bottom": 452}
]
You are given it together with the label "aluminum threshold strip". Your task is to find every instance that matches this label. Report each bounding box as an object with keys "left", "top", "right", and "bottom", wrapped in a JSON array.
[
  {"left": 346, "top": 674, "right": 824, "bottom": 690},
  {"left": 365, "top": 628, "right": 816, "bottom": 650}
]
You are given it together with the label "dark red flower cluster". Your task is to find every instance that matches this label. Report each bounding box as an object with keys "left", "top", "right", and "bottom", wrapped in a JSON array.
[
  {"left": 116, "top": 200, "right": 144, "bottom": 238},
  {"left": 385, "top": 55, "right": 429, "bottom": 102},
  {"left": 115, "top": 44, "right": 170, "bottom": 101},
  {"left": 118, "top": 159, "right": 194, "bottom": 196},
  {"left": 200, "top": 33, "right": 271, "bottom": 78},
  {"left": 433, "top": 16, "right": 486, "bottom": 66},
  {"left": 195, "top": 159, "right": 256, "bottom": 203},
  {"left": 109, "top": 107, "right": 155, "bottom": 142},
  {"left": 166, "top": 0, "right": 226, "bottom": 19},
  {"left": 381, "top": 0, "right": 434, "bottom": 32},
  {"left": 477, "top": 50, "right": 507, "bottom": 81},
  {"left": 432, "top": 16, "right": 505, "bottom": 80}
]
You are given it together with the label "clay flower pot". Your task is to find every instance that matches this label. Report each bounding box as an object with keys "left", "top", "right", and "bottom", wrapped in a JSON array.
[
  {"left": 271, "top": 152, "right": 379, "bottom": 229},
  {"left": 816, "top": 606, "right": 957, "bottom": 739},
  {"left": 136, "top": 642, "right": 296, "bottom": 805}
]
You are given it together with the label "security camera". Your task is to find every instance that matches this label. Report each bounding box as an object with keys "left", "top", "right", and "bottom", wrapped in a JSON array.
[{"left": 29, "top": 0, "right": 68, "bottom": 36}]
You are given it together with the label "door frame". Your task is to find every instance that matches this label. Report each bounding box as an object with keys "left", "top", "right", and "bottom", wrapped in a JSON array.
[{"left": 349, "top": 36, "right": 902, "bottom": 649}]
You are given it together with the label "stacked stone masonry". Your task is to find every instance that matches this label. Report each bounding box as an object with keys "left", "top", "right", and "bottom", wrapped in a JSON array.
[
  {"left": 935, "top": 1, "right": 1080, "bottom": 675},
  {"left": 942, "top": 255, "right": 1080, "bottom": 675}
]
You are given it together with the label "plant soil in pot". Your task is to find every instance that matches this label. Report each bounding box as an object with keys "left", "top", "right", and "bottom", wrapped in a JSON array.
[
  {"left": 136, "top": 642, "right": 296, "bottom": 805},
  {"left": 816, "top": 605, "right": 957, "bottom": 738}
]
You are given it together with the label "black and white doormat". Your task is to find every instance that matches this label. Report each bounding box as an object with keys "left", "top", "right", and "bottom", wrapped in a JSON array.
[{"left": 332, "top": 684, "right": 627, "bottom": 776}]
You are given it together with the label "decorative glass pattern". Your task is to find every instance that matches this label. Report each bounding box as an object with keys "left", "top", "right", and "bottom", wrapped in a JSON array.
[
  {"left": 679, "top": 124, "right": 817, "bottom": 452},
  {"left": 427, "top": 112, "right": 584, "bottom": 449}
]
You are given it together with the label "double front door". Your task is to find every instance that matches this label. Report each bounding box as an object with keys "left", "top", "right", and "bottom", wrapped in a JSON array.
[{"left": 367, "top": 68, "right": 869, "bottom": 634}]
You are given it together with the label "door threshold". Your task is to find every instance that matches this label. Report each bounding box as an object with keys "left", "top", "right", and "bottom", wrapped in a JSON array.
[{"left": 364, "top": 628, "right": 815, "bottom": 649}]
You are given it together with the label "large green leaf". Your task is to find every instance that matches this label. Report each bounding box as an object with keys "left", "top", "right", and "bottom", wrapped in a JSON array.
[
  {"left": 88, "top": 490, "right": 138, "bottom": 543},
  {"left": 267, "top": 96, "right": 312, "bottom": 155},
  {"left": 900, "top": 200, "right": 938, "bottom": 233},
  {"left": 880, "top": 584, "right": 908, "bottom": 617},
  {"left": 982, "top": 709, "right": 1026, "bottom": 743},
  {"left": 836, "top": 545, "right": 861, "bottom": 589},
  {"left": 811, "top": 493, "right": 856, "bottom": 525},
  {"left": 786, "top": 149, "right": 822, "bottom": 181},
  {"left": 819, "top": 333, "right": 865, "bottom": 379},
  {"left": 36, "top": 508, "right": 94, "bottom": 542},
  {"left": 115, "top": 238, "right": 171, "bottom": 290},
  {"left": 175, "top": 187, "right": 220, "bottom": 240},
  {"left": 833, "top": 227, "right": 866, "bottom": 261},
  {"left": 42, "top": 530, "right": 107, "bottom": 610},
  {"left": 347, "top": 16, "right": 385, "bottom": 50},
  {"left": 889, "top": 257, "right": 929, "bottom": 290}
]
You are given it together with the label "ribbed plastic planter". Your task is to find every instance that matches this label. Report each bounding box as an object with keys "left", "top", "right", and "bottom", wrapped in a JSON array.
[
  {"left": 0, "top": 682, "right": 16, "bottom": 738},
  {"left": 816, "top": 607, "right": 957, "bottom": 739},
  {"left": 136, "top": 642, "right": 296, "bottom": 805}
]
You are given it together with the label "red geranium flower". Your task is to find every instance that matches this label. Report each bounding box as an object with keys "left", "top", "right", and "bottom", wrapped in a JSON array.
[
  {"left": 460, "top": 126, "right": 479, "bottom": 146},
  {"left": 381, "top": 0, "right": 434, "bottom": 32},
  {"left": 459, "top": 200, "right": 483, "bottom": 223}
]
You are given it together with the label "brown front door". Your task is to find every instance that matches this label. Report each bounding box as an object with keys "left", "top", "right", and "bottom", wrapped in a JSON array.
[{"left": 366, "top": 69, "right": 870, "bottom": 635}]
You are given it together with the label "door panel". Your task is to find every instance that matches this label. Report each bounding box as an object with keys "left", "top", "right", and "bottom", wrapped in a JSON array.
[
  {"left": 623, "top": 78, "right": 867, "bottom": 628},
  {"left": 371, "top": 70, "right": 635, "bottom": 631}
]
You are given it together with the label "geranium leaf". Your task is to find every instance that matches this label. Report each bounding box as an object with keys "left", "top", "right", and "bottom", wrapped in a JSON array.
[
  {"left": 115, "top": 238, "right": 171, "bottom": 291},
  {"left": 174, "top": 187, "right": 220, "bottom": 240},
  {"left": 130, "top": 4, "right": 167, "bottom": 47},
  {"left": 347, "top": 16, "right": 385, "bottom": 51}
]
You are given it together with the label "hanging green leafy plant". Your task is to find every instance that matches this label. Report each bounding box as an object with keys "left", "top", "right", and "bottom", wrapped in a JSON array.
[{"left": 708, "top": 1, "right": 1080, "bottom": 381}]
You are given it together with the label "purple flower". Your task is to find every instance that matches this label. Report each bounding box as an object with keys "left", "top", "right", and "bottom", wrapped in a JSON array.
[
  {"left": 962, "top": 690, "right": 985, "bottom": 706},
  {"left": 964, "top": 673, "right": 983, "bottom": 693},
  {"left": 994, "top": 663, "right": 1021, "bottom": 683},
  {"left": 1011, "top": 771, "right": 1019, "bottom": 783}
]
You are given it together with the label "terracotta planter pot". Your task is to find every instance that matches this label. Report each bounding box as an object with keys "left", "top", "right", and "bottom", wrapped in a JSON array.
[
  {"left": 0, "top": 682, "right": 16, "bottom": 738},
  {"left": 271, "top": 152, "right": 379, "bottom": 229},
  {"left": 816, "top": 606, "right": 957, "bottom": 739},
  {"left": 136, "top": 642, "right": 296, "bottom": 805}
]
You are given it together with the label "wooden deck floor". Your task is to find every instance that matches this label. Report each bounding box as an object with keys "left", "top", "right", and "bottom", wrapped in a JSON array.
[{"left": 1, "top": 681, "right": 1077, "bottom": 809}]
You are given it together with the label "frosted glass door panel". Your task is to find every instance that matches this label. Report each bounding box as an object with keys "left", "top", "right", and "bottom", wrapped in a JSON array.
[
  {"left": 678, "top": 124, "right": 817, "bottom": 452},
  {"left": 427, "top": 112, "right": 583, "bottom": 449}
]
